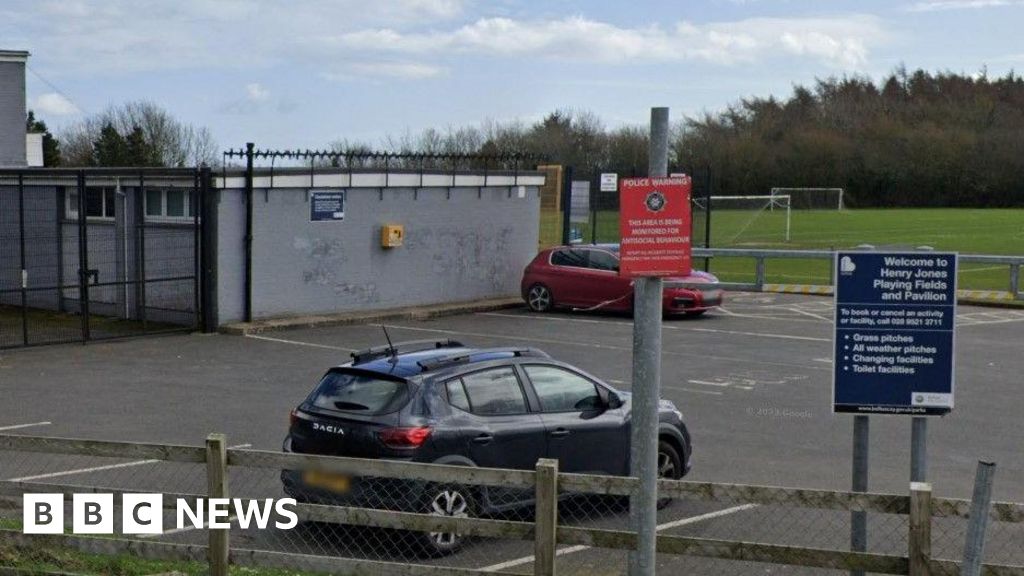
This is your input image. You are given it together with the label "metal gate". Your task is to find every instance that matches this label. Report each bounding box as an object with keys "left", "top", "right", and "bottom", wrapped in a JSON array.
[{"left": 0, "top": 168, "right": 206, "bottom": 349}]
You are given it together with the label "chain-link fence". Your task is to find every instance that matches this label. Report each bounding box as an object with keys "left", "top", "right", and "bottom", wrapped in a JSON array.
[{"left": 2, "top": 433, "right": 1023, "bottom": 575}]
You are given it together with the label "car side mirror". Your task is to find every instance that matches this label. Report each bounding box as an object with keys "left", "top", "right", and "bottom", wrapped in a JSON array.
[{"left": 606, "top": 391, "right": 623, "bottom": 409}]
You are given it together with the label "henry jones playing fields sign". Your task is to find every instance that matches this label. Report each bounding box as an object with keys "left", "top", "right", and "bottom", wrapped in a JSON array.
[{"left": 618, "top": 176, "right": 692, "bottom": 278}]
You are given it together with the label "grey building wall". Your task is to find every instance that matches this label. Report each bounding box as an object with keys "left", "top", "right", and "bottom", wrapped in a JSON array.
[
  {"left": 0, "top": 57, "right": 28, "bottom": 167},
  {"left": 216, "top": 184, "right": 540, "bottom": 323}
]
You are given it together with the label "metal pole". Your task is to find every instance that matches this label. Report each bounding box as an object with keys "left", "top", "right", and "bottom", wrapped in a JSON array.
[
  {"left": 138, "top": 172, "right": 147, "bottom": 331},
  {"left": 199, "top": 167, "right": 217, "bottom": 332},
  {"left": 244, "top": 142, "right": 254, "bottom": 322},
  {"left": 76, "top": 170, "right": 90, "bottom": 342},
  {"left": 560, "top": 166, "right": 573, "bottom": 245},
  {"left": 850, "top": 414, "right": 869, "bottom": 576},
  {"left": 1009, "top": 263, "right": 1019, "bottom": 297},
  {"left": 18, "top": 173, "right": 28, "bottom": 346},
  {"left": 911, "top": 416, "right": 928, "bottom": 482},
  {"left": 704, "top": 167, "right": 712, "bottom": 272},
  {"left": 192, "top": 169, "right": 201, "bottom": 330},
  {"left": 628, "top": 107, "right": 668, "bottom": 576},
  {"left": 961, "top": 461, "right": 996, "bottom": 576}
]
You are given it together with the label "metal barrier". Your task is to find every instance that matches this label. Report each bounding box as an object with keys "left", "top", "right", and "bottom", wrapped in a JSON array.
[
  {"left": 2, "top": 434, "right": 1024, "bottom": 575},
  {"left": 692, "top": 248, "right": 1024, "bottom": 301}
]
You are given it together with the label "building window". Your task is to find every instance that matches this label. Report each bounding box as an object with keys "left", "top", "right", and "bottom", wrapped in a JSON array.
[
  {"left": 144, "top": 189, "right": 194, "bottom": 220},
  {"left": 66, "top": 188, "right": 115, "bottom": 220}
]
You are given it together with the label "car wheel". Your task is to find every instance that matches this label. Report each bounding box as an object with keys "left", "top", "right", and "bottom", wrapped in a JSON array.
[
  {"left": 656, "top": 440, "right": 684, "bottom": 510},
  {"left": 526, "top": 284, "right": 554, "bottom": 312},
  {"left": 418, "top": 484, "right": 476, "bottom": 556}
]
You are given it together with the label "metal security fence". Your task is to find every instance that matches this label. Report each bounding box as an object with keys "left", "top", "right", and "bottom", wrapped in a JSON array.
[
  {"left": 1, "top": 434, "right": 1023, "bottom": 576},
  {"left": 0, "top": 168, "right": 209, "bottom": 349},
  {"left": 689, "top": 247, "right": 1024, "bottom": 302},
  {"left": 539, "top": 165, "right": 713, "bottom": 255}
]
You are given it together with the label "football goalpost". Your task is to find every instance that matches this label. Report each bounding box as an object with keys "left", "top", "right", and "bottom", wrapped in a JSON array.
[
  {"left": 692, "top": 194, "right": 791, "bottom": 243},
  {"left": 769, "top": 187, "right": 844, "bottom": 210}
]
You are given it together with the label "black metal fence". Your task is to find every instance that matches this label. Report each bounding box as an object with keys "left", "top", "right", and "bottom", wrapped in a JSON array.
[{"left": 0, "top": 168, "right": 208, "bottom": 349}]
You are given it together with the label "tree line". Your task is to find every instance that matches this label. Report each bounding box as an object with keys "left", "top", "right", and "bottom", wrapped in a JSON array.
[
  {"left": 328, "top": 68, "right": 1024, "bottom": 207},
  {"left": 28, "top": 101, "right": 218, "bottom": 168},
  {"left": 30, "top": 68, "right": 1024, "bottom": 207}
]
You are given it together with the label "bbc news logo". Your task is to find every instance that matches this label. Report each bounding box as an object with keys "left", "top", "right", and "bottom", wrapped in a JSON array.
[{"left": 23, "top": 494, "right": 298, "bottom": 534}]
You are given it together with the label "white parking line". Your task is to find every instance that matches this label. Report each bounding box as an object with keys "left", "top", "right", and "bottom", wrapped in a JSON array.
[
  {"left": 375, "top": 324, "right": 830, "bottom": 372},
  {"left": 688, "top": 379, "right": 732, "bottom": 388},
  {"left": 5, "top": 444, "right": 252, "bottom": 482},
  {"left": 245, "top": 334, "right": 357, "bottom": 352},
  {"left": 0, "top": 421, "right": 51, "bottom": 432},
  {"left": 478, "top": 312, "right": 620, "bottom": 325},
  {"left": 480, "top": 503, "right": 756, "bottom": 572},
  {"left": 663, "top": 385, "right": 724, "bottom": 396},
  {"left": 782, "top": 307, "right": 832, "bottom": 322},
  {"left": 480, "top": 312, "right": 830, "bottom": 342},
  {"left": 671, "top": 326, "right": 830, "bottom": 342}
]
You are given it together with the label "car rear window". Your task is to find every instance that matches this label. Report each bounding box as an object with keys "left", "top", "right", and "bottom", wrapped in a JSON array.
[
  {"left": 460, "top": 367, "right": 528, "bottom": 415},
  {"left": 551, "top": 249, "right": 587, "bottom": 268},
  {"left": 308, "top": 370, "right": 409, "bottom": 415}
]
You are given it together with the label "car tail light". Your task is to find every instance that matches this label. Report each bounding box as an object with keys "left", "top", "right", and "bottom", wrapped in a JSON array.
[
  {"left": 378, "top": 426, "right": 433, "bottom": 449},
  {"left": 289, "top": 409, "right": 299, "bottom": 427}
]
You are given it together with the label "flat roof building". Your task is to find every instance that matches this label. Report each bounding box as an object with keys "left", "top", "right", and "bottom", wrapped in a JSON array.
[{"left": 0, "top": 49, "right": 30, "bottom": 167}]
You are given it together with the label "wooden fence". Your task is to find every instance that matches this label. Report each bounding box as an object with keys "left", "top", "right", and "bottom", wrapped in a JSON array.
[{"left": 1, "top": 433, "right": 1023, "bottom": 576}]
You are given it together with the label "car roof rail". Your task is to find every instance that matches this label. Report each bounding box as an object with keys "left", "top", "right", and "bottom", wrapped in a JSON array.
[
  {"left": 417, "top": 347, "right": 550, "bottom": 371},
  {"left": 351, "top": 339, "right": 465, "bottom": 365}
]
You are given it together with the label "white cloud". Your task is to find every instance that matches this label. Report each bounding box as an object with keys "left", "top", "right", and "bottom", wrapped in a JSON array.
[
  {"left": 327, "top": 15, "right": 885, "bottom": 69},
  {"left": 907, "top": 0, "right": 1024, "bottom": 11},
  {"left": 30, "top": 92, "right": 80, "bottom": 115},
  {"left": 324, "top": 62, "right": 445, "bottom": 81},
  {"left": 3, "top": 0, "right": 468, "bottom": 74},
  {"left": 246, "top": 83, "right": 270, "bottom": 101}
]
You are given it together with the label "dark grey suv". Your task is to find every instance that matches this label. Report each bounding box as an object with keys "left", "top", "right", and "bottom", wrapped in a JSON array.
[{"left": 281, "top": 339, "right": 692, "bottom": 554}]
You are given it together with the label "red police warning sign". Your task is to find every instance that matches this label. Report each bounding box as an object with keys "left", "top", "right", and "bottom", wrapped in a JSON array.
[{"left": 618, "top": 176, "right": 692, "bottom": 278}]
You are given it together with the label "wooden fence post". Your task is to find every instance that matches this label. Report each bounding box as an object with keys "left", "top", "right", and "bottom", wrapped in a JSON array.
[
  {"left": 206, "top": 433, "right": 230, "bottom": 576},
  {"left": 534, "top": 458, "right": 559, "bottom": 576},
  {"left": 909, "top": 482, "right": 932, "bottom": 576}
]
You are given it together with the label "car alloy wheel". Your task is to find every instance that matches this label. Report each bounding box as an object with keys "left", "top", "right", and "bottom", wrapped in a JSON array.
[
  {"left": 527, "top": 284, "right": 553, "bottom": 312},
  {"left": 424, "top": 487, "right": 472, "bottom": 554},
  {"left": 657, "top": 451, "right": 678, "bottom": 479},
  {"left": 656, "top": 440, "right": 683, "bottom": 509}
]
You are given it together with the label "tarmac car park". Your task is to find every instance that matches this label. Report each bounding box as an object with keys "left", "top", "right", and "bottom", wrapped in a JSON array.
[{"left": 2, "top": 294, "right": 1024, "bottom": 573}]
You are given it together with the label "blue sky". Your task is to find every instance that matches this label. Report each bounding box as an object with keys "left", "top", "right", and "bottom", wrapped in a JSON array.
[{"left": 6, "top": 0, "right": 1024, "bottom": 150}]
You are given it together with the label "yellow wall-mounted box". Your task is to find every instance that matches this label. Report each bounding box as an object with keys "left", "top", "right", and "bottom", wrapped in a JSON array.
[{"left": 381, "top": 223, "right": 404, "bottom": 248}]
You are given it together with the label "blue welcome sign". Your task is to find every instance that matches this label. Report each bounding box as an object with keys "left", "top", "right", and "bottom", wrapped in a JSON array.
[{"left": 833, "top": 251, "right": 958, "bottom": 415}]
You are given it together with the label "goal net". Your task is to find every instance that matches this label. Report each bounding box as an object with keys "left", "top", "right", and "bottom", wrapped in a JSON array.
[
  {"left": 770, "top": 187, "right": 844, "bottom": 210},
  {"left": 692, "top": 195, "right": 791, "bottom": 245}
]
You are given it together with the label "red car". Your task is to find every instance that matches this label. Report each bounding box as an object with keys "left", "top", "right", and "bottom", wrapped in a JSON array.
[{"left": 521, "top": 245, "right": 723, "bottom": 316}]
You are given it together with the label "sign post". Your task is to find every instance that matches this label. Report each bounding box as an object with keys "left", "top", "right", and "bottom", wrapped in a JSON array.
[
  {"left": 624, "top": 108, "right": 691, "bottom": 576},
  {"left": 833, "top": 250, "right": 957, "bottom": 574}
]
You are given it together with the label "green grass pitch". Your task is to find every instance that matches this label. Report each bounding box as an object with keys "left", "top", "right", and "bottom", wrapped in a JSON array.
[{"left": 542, "top": 208, "right": 1024, "bottom": 292}]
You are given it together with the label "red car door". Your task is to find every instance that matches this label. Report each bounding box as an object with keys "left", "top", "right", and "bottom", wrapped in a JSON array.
[
  {"left": 572, "top": 249, "right": 634, "bottom": 311},
  {"left": 547, "top": 248, "right": 590, "bottom": 307}
]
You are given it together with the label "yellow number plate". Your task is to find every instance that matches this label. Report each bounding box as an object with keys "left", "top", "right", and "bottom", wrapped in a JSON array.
[{"left": 303, "top": 470, "right": 351, "bottom": 493}]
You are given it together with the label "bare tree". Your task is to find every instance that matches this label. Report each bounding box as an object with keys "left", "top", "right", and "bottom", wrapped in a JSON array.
[{"left": 58, "top": 100, "right": 218, "bottom": 167}]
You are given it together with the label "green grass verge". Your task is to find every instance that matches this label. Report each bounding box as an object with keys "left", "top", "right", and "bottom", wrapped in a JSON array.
[
  {"left": 0, "top": 536, "right": 326, "bottom": 576},
  {"left": 0, "top": 517, "right": 321, "bottom": 576},
  {"left": 542, "top": 208, "right": 1024, "bottom": 291}
]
